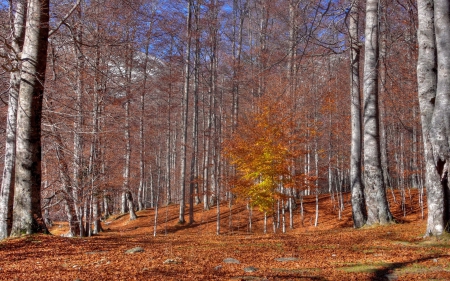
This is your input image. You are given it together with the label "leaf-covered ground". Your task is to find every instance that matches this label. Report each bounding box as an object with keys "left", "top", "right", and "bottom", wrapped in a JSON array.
[{"left": 1, "top": 190, "right": 450, "bottom": 280}]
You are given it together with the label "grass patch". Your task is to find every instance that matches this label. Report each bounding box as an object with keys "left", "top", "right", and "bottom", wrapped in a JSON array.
[
  {"left": 419, "top": 240, "right": 450, "bottom": 248},
  {"left": 339, "top": 262, "right": 389, "bottom": 273},
  {"left": 395, "top": 263, "right": 446, "bottom": 275}
]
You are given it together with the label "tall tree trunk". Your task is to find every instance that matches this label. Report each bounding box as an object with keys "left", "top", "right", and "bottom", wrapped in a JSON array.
[
  {"left": 349, "top": 0, "right": 365, "bottom": 227},
  {"left": 89, "top": 67, "right": 102, "bottom": 233},
  {"left": 378, "top": 0, "right": 391, "bottom": 192},
  {"left": 11, "top": 0, "right": 50, "bottom": 236},
  {"left": 417, "top": 0, "right": 440, "bottom": 235},
  {"left": 122, "top": 41, "right": 133, "bottom": 218},
  {"left": 232, "top": 0, "right": 245, "bottom": 130},
  {"left": 362, "top": 0, "right": 393, "bottom": 225},
  {"left": 417, "top": 0, "right": 439, "bottom": 235},
  {"left": 179, "top": 0, "right": 193, "bottom": 224},
  {"left": 189, "top": 1, "right": 201, "bottom": 224},
  {"left": 431, "top": 0, "right": 450, "bottom": 225},
  {"left": 0, "top": 0, "right": 27, "bottom": 240},
  {"left": 72, "top": 7, "right": 85, "bottom": 237},
  {"left": 349, "top": 0, "right": 366, "bottom": 228},
  {"left": 138, "top": 41, "right": 150, "bottom": 211},
  {"left": 418, "top": 0, "right": 450, "bottom": 236}
]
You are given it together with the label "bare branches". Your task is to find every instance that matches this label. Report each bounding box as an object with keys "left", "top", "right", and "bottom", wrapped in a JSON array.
[{"left": 48, "top": 0, "right": 81, "bottom": 38}]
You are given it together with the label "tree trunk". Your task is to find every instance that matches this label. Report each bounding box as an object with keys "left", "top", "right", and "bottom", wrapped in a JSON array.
[
  {"left": 92, "top": 194, "right": 102, "bottom": 234},
  {"left": 126, "top": 191, "right": 137, "bottom": 221},
  {"left": 50, "top": 121, "right": 80, "bottom": 237},
  {"left": 0, "top": 0, "right": 27, "bottom": 240},
  {"left": 122, "top": 42, "right": 132, "bottom": 217},
  {"left": 138, "top": 41, "right": 150, "bottom": 211},
  {"left": 432, "top": 0, "right": 450, "bottom": 227},
  {"left": 179, "top": 0, "right": 193, "bottom": 224},
  {"left": 11, "top": 0, "right": 50, "bottom": 236},
  {"left": 378, "top": 0, "right": 391, "bottom": 192},
  {"left": 89, "top": 67, "right": 101, "bottom": 234},
  {"left": 189, "top": 0, "right": 201, "bottom": 224},
  {"left": 362, "top": 0, "right": 393, "bottom": 226},
  {"left": 417, "top": 0, "right": 450, "bottom": 236},
  {"left": 348, "top": 0, "right": 365, "bottom": 228},
  {"left": 72, "top": 9, "right": 85, "bottom": 237}
]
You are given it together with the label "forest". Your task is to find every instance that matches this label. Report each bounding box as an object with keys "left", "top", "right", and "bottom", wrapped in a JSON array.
[{"left": 0, "top": 0, "right": 449, "bottom": 278}]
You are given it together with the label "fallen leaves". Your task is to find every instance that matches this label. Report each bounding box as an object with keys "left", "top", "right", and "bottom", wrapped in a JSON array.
[{"left": 0, "top": 190, "right": 449, "bottom": 280}]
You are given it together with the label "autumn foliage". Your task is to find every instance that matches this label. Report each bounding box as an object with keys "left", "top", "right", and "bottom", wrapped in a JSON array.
[{"left": 225, "top": 94, "right": 309, "bottom": 213}]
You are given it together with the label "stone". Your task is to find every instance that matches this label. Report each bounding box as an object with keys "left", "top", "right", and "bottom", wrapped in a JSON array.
[
  {"left": 163, "top": 258, "right": 182, "bottom": 264},
  {"left": 223, "top": 258, "right": 240, "bottom": 264},
  {"left": 125, "top": 247, "right": 144, "bottom": 254},
  {"left": 214, "top": 265, "right": 222, "bottom": 271},
  {"left": 230, "top": 277, "right": 266, "bottom": 281},
  {"left": 385, "top": 273, "right": 398, "bottom": 281},
  {"left": 243, "top": 266, "right": 258, "bottom": 273},
  {"left": 86, "top": 251, "right": 109, "bottom": 255},
  {"left": 275, "top": 257, "right": 299, "bottom": 262}
]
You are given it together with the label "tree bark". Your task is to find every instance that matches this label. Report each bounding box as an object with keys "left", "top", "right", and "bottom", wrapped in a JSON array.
[
  {"left": 11, "top": 0, "right": 50, "bottom": 236},
  {"left": 362, "top": 0, "right": 393, "bottom": 225},
  {"left": 138, "top": 41, "right": 150, "bottom": 211},
  {"left": 348, "top": 0, "right": 366, "bottom": 228},
  {"left": 122, "top": 42, "right": 132, "bottom": 217},
  {"left": 417, "top": 0, "right": 450, "bottom": 236},
  {"left": 189, "top": 0, "right": 201, "bottom": 224},
  {"left": 126, "top": 191, "right": 137, "bottom": 221},
  {"left": 72, "top": 8, "right": 85, "bottom": 237},
  {"left": 0, "top": 0, "right": 27, "bottom": 240},
  {"left": 179, "top": 0, "right": 193, "bottom": 224}
]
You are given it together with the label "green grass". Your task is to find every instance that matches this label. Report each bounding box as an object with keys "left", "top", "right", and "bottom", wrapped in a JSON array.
[{"left": 339, "top": 262, "right": 389, "bottom": 273}]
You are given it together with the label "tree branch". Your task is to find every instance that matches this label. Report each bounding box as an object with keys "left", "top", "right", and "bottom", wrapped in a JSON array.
[{"left": 48, "top": 0, "right": 81, "bottom": 38}]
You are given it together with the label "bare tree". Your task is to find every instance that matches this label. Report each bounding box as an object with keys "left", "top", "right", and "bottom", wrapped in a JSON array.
[{"left": 179, "top": 0, "right": 193, "bottom": 224}]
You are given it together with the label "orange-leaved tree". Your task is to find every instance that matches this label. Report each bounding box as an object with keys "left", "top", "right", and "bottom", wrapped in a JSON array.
[{"left": 224, "top": 96, "right": 304, "bottom": 213}]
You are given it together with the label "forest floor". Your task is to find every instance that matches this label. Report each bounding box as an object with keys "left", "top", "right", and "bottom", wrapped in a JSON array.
[{"left": 1, "top": 189, "right": 450, "bottom": 280}]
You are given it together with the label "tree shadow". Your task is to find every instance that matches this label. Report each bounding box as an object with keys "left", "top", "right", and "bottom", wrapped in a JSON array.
[{"left": 370, "top": 255, "right": 450, "bottom": 280}]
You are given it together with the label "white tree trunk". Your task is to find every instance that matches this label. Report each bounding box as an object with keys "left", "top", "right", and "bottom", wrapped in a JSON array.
[
  {"left": 417, "top": 0, "right": 450, "bottom": 236},
  {"left": 0, "top": 0, "right": 26, "bottom": 240},
  {"left": 11, "top": 0, "right": 50, "bottom": 236},
  {"left": 362, "top": 0, "right": 393, "bottom": 225},
  {"left": 349, "top": 0, "right": 366, "bottom": 228}
]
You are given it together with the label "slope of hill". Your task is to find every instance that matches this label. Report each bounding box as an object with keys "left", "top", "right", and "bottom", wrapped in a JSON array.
[{"left": 1, "top": 190, "right": 449, "bottom": 280}]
